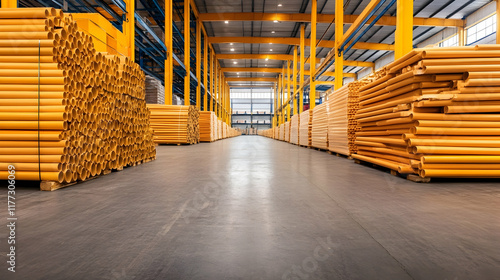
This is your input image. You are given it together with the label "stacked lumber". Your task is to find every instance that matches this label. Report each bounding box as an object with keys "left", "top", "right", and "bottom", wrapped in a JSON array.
[
  {"left": 311, "top": 102, "right": 329, "bottom": 150},
  {"left": 222, "top": 122, "right": 227, "bottom": 139},
  {"left": 279, "top": 124, "right": 285, "bottom": 141},
  {"left": 199, "top": 111, "right": 216, "bottom": 142},
  {"left": 299, "top": 110, "right": 312, "bottom": 146},
  {"left": 147, "top": 105, "right": 200, "bottom": 144},
  {"left": 290, "top": 114, "right": 300, "bottom": 145},
  {"left": 218, "top": 119, "right": 222, "bottom": 140},
  {"left": 284, "top": 121, "right": 290, "bottom": 142},
  {"left": 353, "top": 45, "right": 500, "bottom": 178},
  {"left": 145, "top": 75, "right": 165, "bottom": 104},
  {"left": 327, "top": 86, "right": 349, "bottom": 155},
  {"left": 0, "top": 8, "right": 156, "bottom": 184}
]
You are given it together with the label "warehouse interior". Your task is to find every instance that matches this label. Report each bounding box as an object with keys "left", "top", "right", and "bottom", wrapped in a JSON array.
[{"left": 1, "top": 0, "right": 500, "bottom": 279}]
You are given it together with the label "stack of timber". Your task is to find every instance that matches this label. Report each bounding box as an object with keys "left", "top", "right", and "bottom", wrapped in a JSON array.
[
  {"left": 353, "top": 45, "right": 500, "bottom": 178},
  {"left": 311, "top": 102, "right": 329, "bottom": 150},
  {"left": 290, "top": 114, "right": 300, "bottom": 145},
  {"left": 327, "top": 86, "right": 350, "bottom": 155},
  {"left": 274, "top": 126, "right": 279, "bottom": 139},
  {"left": 199, "top": 111, "right": 216, "bottom": 142},
  {"left": 217, "top": 119, "right": 223, "bottom": 140},
  {"left": 279, "top": 124, "right": 285, "bottom": 141},
  {"left": 145, "top": 75, "right": 165, "bottom": 104},
  {"left": 0, "top": 8, "right": 156, "bottom": 185},
  {"left": 284, "top": 121, "right": 290, "bottom": 142},
  {"left": 147, "top": 105, "right": 200, "bottom": 144},
  {"left": 222, "top": 122, "right": 227, "bottom": 139},
  {"left": 213, "top": 117, "right": 219, "bottom": 140},
  {"left": 299, "top": 110, "right": 312, "bottom": 147}
]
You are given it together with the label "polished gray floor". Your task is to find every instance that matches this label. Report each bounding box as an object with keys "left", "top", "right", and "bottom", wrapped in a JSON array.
[{"left": 1, "top": 136, "right": 500, "bottom": 280}]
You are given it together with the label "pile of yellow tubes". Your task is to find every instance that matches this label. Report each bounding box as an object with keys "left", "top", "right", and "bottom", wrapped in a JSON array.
[
  {"left": 311, "top": 101, "right": 328, "bottom": 150},
  {"left": 352, "top": 45, "right": 500, "bottom": 178},
  {"left": 326, "top": 85, "right": 349, "bottom": 156},
  {"left": 147, "top": 105, "right": 200, "bottom": 144},
  {"left": 0, "top": 8, "right": 156, "bottom": 183}
]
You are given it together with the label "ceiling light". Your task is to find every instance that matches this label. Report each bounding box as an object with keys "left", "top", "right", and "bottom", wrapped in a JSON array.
[
  {"left": 270, "top": 49, "right": 273, "bottom": 52},
  {"left": 271, "top": 31, "right": 275, "bottom": 34},
  {"left": 278, "top": 3, "right": 282, "bottom": 7},
  {"left": 274, "top": 20, "right": 279, "bottom": 23},
  {"left": 230, "top": 48, "right": 235, "bottom": 51},
  {"left": 224, "top": 21, "right": 229, "bottom": 24},
  {"left": 265, "top": 64, "right": 267, "bottom": 66},
  {"left": 237, "top": 72, "right": 239, "bottom": 74},
  {"left": 230, "top": 43, "right": 233, "bottom": 45},
  {"left": 265, "top": 58, "right": 269, "bottom": 61},
  {"left": 233, "top": 61, "right": 238, "bottom": 64},
  {"left": 269, "top": 42, "right": 273, "bottom": 45}
]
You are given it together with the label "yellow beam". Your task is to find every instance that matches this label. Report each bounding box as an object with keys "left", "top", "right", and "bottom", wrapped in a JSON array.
[
  {"left": 310, "top": 0, "right": 317, "bottom": 110},
  {"left": 124, "top": 0, "right": 135, "bottom": 60},
  {"left": 215, "top": 53, "right": 374, "bottom": 67},
  {"left": 335, "top": 0, "right": 344, "bottom": 90},
  {"left": 165, "top": 0, "right": 173, "bottom": 105},
  {"left": 208, "top": 37, "right": 393, "bottom": 50},
  {"left": 210, "top": 50, "right": 214, "bottom": 111},
  {"left": 184, "top": 0, "right": 190, "bottom": 105},
  {"left": 198, "top": 12, "right": 464, "bottom": 27},
  {"left": 395, "top": 0, "right": 413, "bottom": 59},
  {"left": 292, "top": 47, "right": 297, "bottom": 116},
  {"left": 1, "top": 0, "right": 17, "bottom": 8},
  {"left": 221, "top": 67, "right": 282, "bottom": 73},
  {"left": 286, "top": 60, "right": 290, "bottom": 121},
  {"left": 196, "top": 19, "right": 201, "bottom": 109},
  {"left": 299, "top": 24, "right": 304, "bottom": 113},
  {"left": 341, "top": 0, "right": 382, "bottom": 47},
  {"left": 203, "top": 32, "right": 208, "bottom": 111},
  {"left": 226, "top": 77, "right": 276, "bottom": 82}
]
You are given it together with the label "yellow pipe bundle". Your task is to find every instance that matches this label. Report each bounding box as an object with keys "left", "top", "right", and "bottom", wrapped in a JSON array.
[
  {"left": 199, "top": 111, "right": 215, "bottom": 142},
  {"left": 284, "top": 121, "right": 290, "bottom": 142},
  {"left": 311, "top": 102, "right": 328, "bottom": 150},
  {"left": 0, "top": 8, "right": 156, "bottom": 184},
  {"left": 327, "top": 86, "right": 349, "bottom": 155},
  {"left": 147, "top": 105, "right": 200, "bottom": 144},
  {"left": 299, "top": 110, "right": 312, "bottom": 147},
  {"left": 353, "top": 45, "right": 500, "bottom": 178},
  {"left": 290, "top": 114, "right": 300, "bottom": 145}
]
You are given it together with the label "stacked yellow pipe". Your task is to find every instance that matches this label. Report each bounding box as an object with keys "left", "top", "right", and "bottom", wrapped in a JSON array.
[
  {"left": 147, "top": 105, "right": 200, "bottom": 144},
  {"left": 353, "top": 45, "right": 500, "bottom": 178},
  {"left": 199, "top": 111, "right": 215, "bottom": 142},
  {"left": 327, "top": 86, "right": 349, "bottom": 155},
  {"left": 284, "top": 121, "right": 290, "bottom": 142},
  {"left": 311, "top": 102, "right": 328, "bottom": 150},
  {"left": 299, "top": 110, "right": 312, "bottom": 147},
  {"left": 0, "top": 8, "right": 156, "bottom": 184},
  {"left": 290, "top": 114, "right": 300, "bottom": 145}
]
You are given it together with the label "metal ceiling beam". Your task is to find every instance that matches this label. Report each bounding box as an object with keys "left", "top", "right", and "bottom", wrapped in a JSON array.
[
  {"left": 226, "top": 77, "right": 277, "bottom": 82},
  {"left": 208, "top": 37, "right": 393, "bottom": 50},
  {"left": 198, "top": 12, "right": 464, "bottom": 27},
  {"left": 221, "top": 68, "right": 357, "bottom": 78},
  {"left": 216, "top": 54, "right": 374, "bottom": 67}
]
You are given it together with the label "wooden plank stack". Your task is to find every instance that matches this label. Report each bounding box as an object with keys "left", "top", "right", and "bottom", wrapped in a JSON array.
[
  {"left": 145, "top": 75, "right": 165, "bottom": 104},
  {"left": 147, "top": 105, "right": 200, "bottom": 144},
  {"left": 299, "top": 110, "right": 312, "bottom": 147},
  {"left": 353, "top": 45, "right": 500, "bottom": 178},
  {"left": 217, "top": 119, "right": 223, "bottom": 139},
  {"left": 290, "top": 114, "right": 300, "bottom": 145},
  {"left": 0, "top": 8, "right": 156, "bottom": 185},
  {"left": 279, "top": 123, "right": 285, "bottom": 141},
  {"left": 311, "top": 102, "right": 329, "bottom": 150},
  {"left": 199, "top": 111, "right": 216, "bottom": 142},
  {"left": 284, "top": 121, "right": 290, "bottom": 142},
  {"left": 327, "top": 86, "right": 349, "bottom": 155},
  {"left": 274, "top": 126, "right": 279, "bottom": 139}
]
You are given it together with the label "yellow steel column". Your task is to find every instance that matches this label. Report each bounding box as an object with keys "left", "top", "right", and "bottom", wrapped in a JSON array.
[
  {"left": 497, "top": 0, "right": 500, "bottom": 43},
  {"left": 1, "top": 0, "right": 17, "bottom": 8},
  {"left": 458, "top": 27, "right": 465, "bottom": 46},
  {"left": 299, "top": 24, "right": 305, "bottom": 113},
  {"left": 309, "top": 0, "right": 317, "bottom": 110},
  {"left": 214, "top": 64, "right": 218, "bottom": 117},
  {"left": 395, "top": 0, "right": 413, "bottom": 59},
  {"left": 292, "top": 46, "right": 298, "bottom": 115},
  {"left": 274, "top": 84, "right": 277, "bottom": 127},
  {"left": 286, "top": 60, "right": 291, "bottom": 121},
  {"left": 334, "top": 0, "right": 344, "bottom": 90},
  {"left": 203, "top": 34, "right": 208, "bottom": 110},
  {"left": 281, "top": 68, "right": 285, "bottom": 124},
  {"left": 165, "top": 0, "right": 173, "bottom": 105},
  {"left": 277, "top": 73, "right": 282, "bottom": 125},
  {"left": 124, "top": 0, "right": 135, "bottom": 61},
  {"left": 196, "top": 19, "right": 201, "bottom": 109},
  {"left": 184, "top": 0, "right": 191, "bottom": 105},
  {"left": 210, "top": 50, "right": 214, "bottom": 112},
  {"left": 218, "top": 64, "right": 222, "bottom": 119}
]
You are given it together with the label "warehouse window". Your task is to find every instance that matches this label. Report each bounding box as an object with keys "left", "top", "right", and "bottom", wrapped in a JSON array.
[
  {"left": 439, "top": 34, "right": 458, "bottom": 47},
  {"left": 467, "top": 14, "right": 496, "bottom": 45}
]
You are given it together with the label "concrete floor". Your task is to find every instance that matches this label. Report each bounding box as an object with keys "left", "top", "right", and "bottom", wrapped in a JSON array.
[{"left": 1, "top": 136, "right": 500, "bottom": 280}]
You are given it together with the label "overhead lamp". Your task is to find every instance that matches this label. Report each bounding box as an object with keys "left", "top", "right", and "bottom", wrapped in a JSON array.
[
  {"left": 270, "top": 49, "right": 273, "bottom": 52},
  {"left": 271, "top": 31, "right": 275, "bottom": 34},
  {"left": 278, "top": 4, "right": 282, "bottom": 7},
  {"left": 273, "top": 20, "right": 279, "bottom": 23},
  {"left": 230, "top": 48, "right": 235, "bottom": 51},
  {"left": 265, "top": 58, "right": 269, "bottom": 61},
  {"left": 224, "top": 21, "right": 229, "bottom": 24},
  {"left": 230, "top": 43, "right": 233, "bottom": 45},
  {"left": 233, "top": 61, "right": 238, "bottom": 64}
]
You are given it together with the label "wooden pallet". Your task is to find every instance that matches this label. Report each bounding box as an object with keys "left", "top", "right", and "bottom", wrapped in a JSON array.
[
  {"left": 328, "top": 151, "right": 352, "bottom": 159},
  {"left": 353, "top": 159, "right": 430, "bottom": 183},
  {"left": 40, "top": 170, "right": 111, "bottom": 191}
]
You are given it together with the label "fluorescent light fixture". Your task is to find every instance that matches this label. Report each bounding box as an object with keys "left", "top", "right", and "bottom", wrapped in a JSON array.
[
  {"left": 233, "top": 61, "right": 238, "bottom": 64},
  {"left": 274, "top": 20, "right": 279, "bottom": 23},
  {"left": 224, "top": 21, "right": 229, "bottom": 24},
  {"left": 230, "top": 48, "right": 235, "bottom": 51},
  {"left": 271, "top": 31, "right": 275, "bottom": 34}
]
